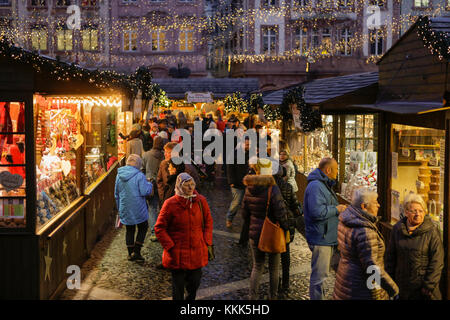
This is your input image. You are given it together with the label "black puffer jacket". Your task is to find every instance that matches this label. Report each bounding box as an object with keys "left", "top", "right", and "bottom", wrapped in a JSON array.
[
  {"left": 239, "top": 175, "right": 289, "bottom": 244},
  {"left": 274, "top": 175, "right": 302, "bottom": 242},
  {"left": 226, "top": 149, "right": 249, "bottom": 189},
  {"left": 385, "top": 215, "right": 444, "bottom": 300},
  {"left": 333, "top": 205, "right": 399, "bottom": 300}
]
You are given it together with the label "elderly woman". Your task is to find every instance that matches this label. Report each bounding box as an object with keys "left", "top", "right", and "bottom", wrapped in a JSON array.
[
  {"left": 154, "top": 173, "right": 213, "bottom": 300},
  {"left": 115, "top": 154, "right": 153, "bottom": 262},
  {"left": 333, "top": 188, "right": 399, "bottom": 300},
  {"left": 385, "top": 193, "right": 444, "bottom": 300}
]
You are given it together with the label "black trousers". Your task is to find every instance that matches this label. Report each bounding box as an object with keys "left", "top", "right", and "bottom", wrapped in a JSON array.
[
  {"left": 280, "top": 243, "right": 291, "bottom": 289},
  {"left": 171, "top": 268, "right": 202, "bottom": 300},
  {"left": 125, "top": 221, "right": 149, "bottom": 247}
]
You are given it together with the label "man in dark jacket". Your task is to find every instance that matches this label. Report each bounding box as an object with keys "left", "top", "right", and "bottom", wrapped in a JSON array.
[
  {"left": 225, "top": 137, "right": 250, "bottom": 230},
  {"left": 303, "top": 157, "right": 347, "bottom": 300}
]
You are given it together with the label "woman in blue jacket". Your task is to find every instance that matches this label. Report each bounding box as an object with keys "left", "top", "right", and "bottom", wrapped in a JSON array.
[{"left": 115, "top": 154, "right": 153, "bottom": 261}]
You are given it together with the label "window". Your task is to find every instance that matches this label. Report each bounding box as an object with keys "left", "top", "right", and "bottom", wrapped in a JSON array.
[
  {"left": 122, "top": 0, "right": 137, "bottom": 3},
  {"left": 294, "top": 27, "right": 307, "bottom": 55},
  {"left": 321, "top": 28, "right": 331, "bottom": 55},
  {"left": 179, "top": 27, "right": 194, "bottom": 52},
  {"left": 338, "top": 0, "right": 350, "bottom": 7},
  {"left": 369, "top": 0, "right": 385, "bottom": 7},
  {"left": 414, "top": 0, "right": 428, "bottom": 7},
  {"left": 297, "top": 0, "right": 310, "bottom": 6},
  {"left": 31, "top": 27, "right": 47, "bottom": 51},
  {"left": 56, "top": 28, "right": 73, "bottom": 51},
  {"left": 179, "top": 0, "right": 194, "bottom": 2},
  {"left": 339, "top": 28, "right": 352, "bottom": 56},
  {"left": 123, "top": 29, "right": 138, "bottom": 51},
  {"left": 151, "top": 30, "right": 166, "bottom": 51},
  {"left": 0, "top": 0, "right": 11, "bottom": 5},
  {"left": 262, "top": 26, "right": 277, "bottom": 55},
  {"left": 262, "top": 0, "right": 277, "bottom": 7},
  {"left": 31, "top": 0, "right": 46, "bottom": 6},
  {"left": 82, "top": 27, "right": 98, "bottom": 51},
  {"left": 82, "top": 0, "right": 97, "bottom": 6},
  {"left": 56, "top": 0, "right": 71, "bottom": 6},
  {"left": 0, "top": 102, "right": 27, "bottom": 229},
  {"left": 369, "top": 29, "right": 383, "bottom": 55},
  {"left": 311, "top": 29, "right": 320, "bottom": 48}
]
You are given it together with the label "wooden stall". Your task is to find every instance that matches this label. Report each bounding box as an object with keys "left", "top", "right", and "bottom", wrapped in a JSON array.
[{"left": 0, "top": 43, "right": 132, "bottom": 299}]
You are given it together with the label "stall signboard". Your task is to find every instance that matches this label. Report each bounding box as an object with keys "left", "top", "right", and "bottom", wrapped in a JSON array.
[
  {"left": 186, "top": 92, "right": 213, "bottom": 103},
  {"left": 291, "top": 104, "right": 301, "bottom": 129}
]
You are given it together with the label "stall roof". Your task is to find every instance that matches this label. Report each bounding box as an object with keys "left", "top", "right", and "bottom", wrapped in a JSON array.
[
  {"left": 152, "top": 78, "right": 260, "bottom": 99},
  {"left": 350, "top": 101, "right": 444, "bottom": 114},
  {"left": 262, "top": 72, "right": 379, "bottom": 105}
]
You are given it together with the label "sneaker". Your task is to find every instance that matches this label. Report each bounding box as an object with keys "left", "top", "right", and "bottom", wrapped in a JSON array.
[
  {"left": 150, "top": 234, "right": 158, "bottom": 242},
  {"left": 128, "top": 254, "right": 136, "bottom": 261},
  {"left": 226, "top": 220, "right": 232, "bottom": 228},
  {"left": 131, "top": 252, "right": 145, "bottom": 262}
]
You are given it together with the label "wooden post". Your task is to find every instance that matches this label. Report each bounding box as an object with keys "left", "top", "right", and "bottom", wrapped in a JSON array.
[
  {"left": 444, "top": 115, "right": 450, "bottom": 300},
  {"left": 339, "top": 114, "right": 346, "bottom": 185},
  {"left": 303, "top": 134, "right": 307, "bottom": 172}
]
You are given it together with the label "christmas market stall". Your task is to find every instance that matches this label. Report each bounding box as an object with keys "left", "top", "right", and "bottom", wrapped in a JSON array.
[
  {"left": 0, "top": 40, "right": 134, "bottom": 299},
  {"left": 346, "top": 16, "right": 450, "bottom": 298},
  {"left": 264, "top": 72, "right": 379, "bottom": 205}
]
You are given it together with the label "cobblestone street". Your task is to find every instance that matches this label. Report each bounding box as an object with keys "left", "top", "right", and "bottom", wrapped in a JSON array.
[{"left": 60, "top": 176, "right": 336, "bottom": 300}]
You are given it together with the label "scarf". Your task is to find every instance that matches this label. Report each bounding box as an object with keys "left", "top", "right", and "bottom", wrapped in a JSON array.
[{"left": 175, "top": 172, "right": 197, "bottom": 208}]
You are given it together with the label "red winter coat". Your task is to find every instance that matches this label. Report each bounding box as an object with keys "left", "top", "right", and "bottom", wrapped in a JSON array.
[{"left": 155, "top": 190, "right": 213, "bottom": 270}]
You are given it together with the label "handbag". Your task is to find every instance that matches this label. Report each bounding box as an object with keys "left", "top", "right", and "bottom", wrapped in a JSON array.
[
  {"left": 198, "top": 199, "right": 215, "bottom": 261},
  {"left": 258, "top": 186, "right": 287, "bottom": 253}
]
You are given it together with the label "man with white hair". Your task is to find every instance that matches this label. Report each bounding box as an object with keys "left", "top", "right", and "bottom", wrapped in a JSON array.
[{"left": 115, "top": 154, "right": 153, "bottom": 262}]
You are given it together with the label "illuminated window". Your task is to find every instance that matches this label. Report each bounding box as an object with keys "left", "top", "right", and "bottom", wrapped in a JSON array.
[
  {"left": 31, "top": 27, "right": 47, "bottom": 51},
  {"left": 321, "top": 28, "right": 331, "bottom": 55},
  {"left": 82, "top": 0, "right": 97, "bottom": 6},
  {"left": 311, "top": 29, "right": 320, "bottom": 48},
  {"left": 262, "top": 26, "right": 277, "bottom": 55},
  {"left": 56, "top": 29, "right": 73, "bottom": 51},
  {"left": 82, "top": 28, "right": 98, "bottom": 51},
  {"left": 414, "top": 0, "right": 428, "bottom": 6},
  {"left": 340, "top": 28, "right": 352, "bottom": 56},
  {"left": 123, "top": 30, "right": 138, "bottom": 52},
  {"left": 294, "top": 27, "right": 307, "bottom": 55},
  {"left": 179, "top": 27, "right": 194, "bottom": 52},
  {"left": 56, "top": 0, "right": 71, "bottom": 6},
  {"left": 151, "top": 30, "right": 166, "bottom": 51}
]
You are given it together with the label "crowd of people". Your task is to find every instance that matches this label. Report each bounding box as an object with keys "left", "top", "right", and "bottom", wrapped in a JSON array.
[{"left": 114, "top": 109, "right": 445, "bottom": 301}]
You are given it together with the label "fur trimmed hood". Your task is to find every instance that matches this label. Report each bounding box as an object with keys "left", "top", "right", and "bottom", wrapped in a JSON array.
[{"left": 243, "top": 174, "right": 276, "bottom": 187}]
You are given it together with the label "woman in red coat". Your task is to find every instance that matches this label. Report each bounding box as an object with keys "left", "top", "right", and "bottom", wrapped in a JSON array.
[{"left": 154, "top": 172, "right": 213, "bottom": 300}]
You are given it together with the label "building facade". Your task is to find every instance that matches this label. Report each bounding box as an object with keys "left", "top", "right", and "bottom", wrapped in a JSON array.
[
  {"left": 400, "top": 0, "right": 450, "bottom": 34},
  {"left": 212, "top": 0, "right": 402, "bottom": 89},
  {"left": 0, "top": 0, "right": 211, "bottom": 77}
]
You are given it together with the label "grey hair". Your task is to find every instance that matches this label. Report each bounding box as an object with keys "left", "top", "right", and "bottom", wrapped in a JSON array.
[
  {"left": 352, "top": 188, "right": 378, "bottom": 208},
  {"left": 403, "top": 193, "right": 427, "bottom": 214},
  {"left": 126, "top": 154, "right": 143, "bottom": 169}
]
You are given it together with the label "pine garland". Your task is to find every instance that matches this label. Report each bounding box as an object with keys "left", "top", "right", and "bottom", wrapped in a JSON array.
[
  {"left": 224, "top": 92, "right": 282, "bottom": 121},
  {"left": 416, "top": 16, "right": 450, "bottom": 61}
]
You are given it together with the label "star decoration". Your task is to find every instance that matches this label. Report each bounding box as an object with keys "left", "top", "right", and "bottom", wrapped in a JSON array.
[
  {"left": 44, "top": 246, "right": 52, "bottom": 282},
  {"left": 63, "top": 238, "right": 68, "bottom": 256}
]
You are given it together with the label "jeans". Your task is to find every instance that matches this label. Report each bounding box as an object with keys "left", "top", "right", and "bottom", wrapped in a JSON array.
[
  {"left": 249, "top": 239, "right": 280, "bottom": 300},
  {"left": 125, "top": 221, "right": 149, "bottom": 248},
  {"left": 171, "top": 268, "right": 202, "bottom": 300},
  {"left": 308, "top": 244, "right": 334, "bottom": 300},
  {"left": 148, "top": 195, "right": 160, "bottom": 233},
  {"left": 226, "top": 187, "right": 245, "bottom": 222}
]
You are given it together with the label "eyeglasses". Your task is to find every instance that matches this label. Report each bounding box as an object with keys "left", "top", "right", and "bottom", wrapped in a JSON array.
[{"left": 406, "top": 209, "right": 424, "bottom": 214}]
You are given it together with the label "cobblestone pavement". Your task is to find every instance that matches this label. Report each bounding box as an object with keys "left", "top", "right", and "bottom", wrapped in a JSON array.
[{"left": 60, "top": 175, "right": 336, "bottom": 300}]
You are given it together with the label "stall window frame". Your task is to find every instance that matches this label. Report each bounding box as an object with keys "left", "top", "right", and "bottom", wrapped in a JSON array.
[{"left": 0, "top": 94, "right": 36, "bottom": 234}]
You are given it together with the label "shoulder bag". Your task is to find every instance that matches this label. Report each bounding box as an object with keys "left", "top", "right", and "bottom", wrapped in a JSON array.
[{"left": 258, "top": 186, "right": 286, "bottom": 253}]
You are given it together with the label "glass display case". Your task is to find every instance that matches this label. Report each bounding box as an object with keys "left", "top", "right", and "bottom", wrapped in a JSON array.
[
  {"left": 34, "top": 95, "right": 81, "bottom": 231},
  {"left": 117, "top": 111, "right": 133, "bottom": 158},
  {"left": 0, "top": 102, "right": 26, "bottom": 228},
  {"left": 390, "top": 124, "right": 444, "bottom": 231}
]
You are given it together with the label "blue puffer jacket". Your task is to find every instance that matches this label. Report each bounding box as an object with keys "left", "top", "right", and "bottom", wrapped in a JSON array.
[
  {"left": 303, "top": 168, "right": 339, "bottom": 246},
  {"left": 115, "top": 166, "right": 152, "bottom": 225}
]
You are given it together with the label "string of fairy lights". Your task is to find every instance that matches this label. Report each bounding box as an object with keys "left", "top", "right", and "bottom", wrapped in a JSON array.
[{"left": 0, "top": 1, "right": 449, "bottom": 67}]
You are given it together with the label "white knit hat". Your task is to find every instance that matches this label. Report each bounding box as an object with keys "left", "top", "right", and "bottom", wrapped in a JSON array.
[
  {"left": 158, "top": 131, "right": 169, "bottom": 139},
  {"left": 257, "top": 158, "right": 273, "bottom": 176}
]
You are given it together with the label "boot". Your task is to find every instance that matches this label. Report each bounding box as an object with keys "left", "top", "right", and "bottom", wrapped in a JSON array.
[
  {"left": 131, "top": 243, "right": 145, "bottom": 262},
  {"left": 127, "top": 246, "right": 135, "bottom": 261}
]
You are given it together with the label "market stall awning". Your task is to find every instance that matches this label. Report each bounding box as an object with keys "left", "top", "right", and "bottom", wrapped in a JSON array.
[
  {"left": 262, "top": 72, "right": 379, "bottom": 105},
  {"left": 349, "top": 101, "right": 445, "bottom": 114},
  {"left": 153, "top": 78, "right": 260, "bottom": 100}
]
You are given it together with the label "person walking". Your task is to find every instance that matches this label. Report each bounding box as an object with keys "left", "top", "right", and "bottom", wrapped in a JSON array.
[
  {"left": 114, "top": 154, "right": 153, "bottom": 262},
  {"left": 142, "top": 136, "right": 165, "bottom": 242},
  {"left": 141, "top": 124, "right": 153, "bottom": 152},
  {"left": 126, "top": 129, "right": 144, "bottom": 158},
  {"left": 385, "top": 193, "right": 444, "bottom": 300},
  {"left": 154, "top": 173, "right": 213, "bottom": 300},
  {"left": 279, "top": 149, "right": 298, "bottom": 193},
  {"left": 333, "top": 188, "right": 399, "bottom": 300},
  {"left": 303, "top": 157, "right": 347, "bottom": 300},
  {"left": 240, "top": 158, "right": 289, "bottom": 300},
  {"left": 274, "top": 166, "right": 302, "bottom": 298}
]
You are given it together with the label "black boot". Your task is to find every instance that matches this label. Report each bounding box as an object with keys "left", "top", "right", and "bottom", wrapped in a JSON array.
[
  {"left": 127, "top": 246, "right": 135, "bottom": 261},
  {"left": 131, "top": 243, "right": 145, "bottom": 262}
]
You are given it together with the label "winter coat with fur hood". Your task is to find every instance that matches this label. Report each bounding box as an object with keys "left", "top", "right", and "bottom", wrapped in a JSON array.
[
  {"left": 385, "top": 215, "right": 444, "bottom": 300},
  {"left": 155, "top": 190, "right": 213, "bottom": 270},
  {"left": 239, "top": 175, "right": 289, "bottom": 244},
  {"left": 333, "top": 205, "right": 399, "bottom": 300}
]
